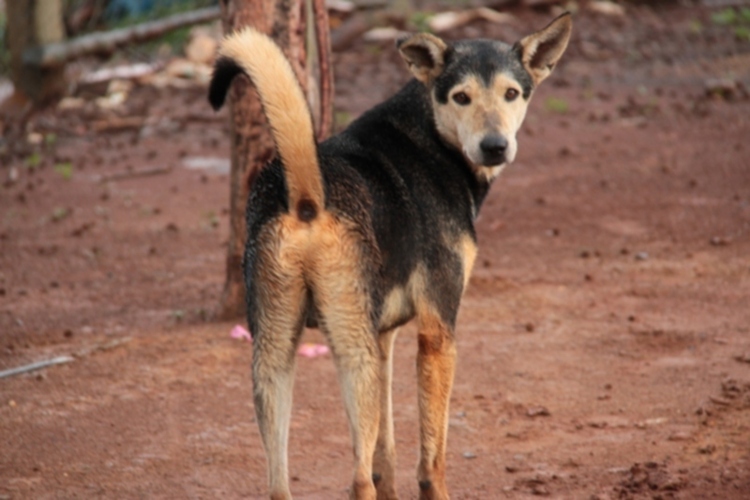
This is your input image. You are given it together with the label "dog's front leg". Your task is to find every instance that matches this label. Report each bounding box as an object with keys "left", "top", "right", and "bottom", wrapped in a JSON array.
[
  {"left": 373, "top": 328, "right": 399, "bottom": 499},
  {"left": 416, "top": 314, "right": 456, "bottom": 500}
]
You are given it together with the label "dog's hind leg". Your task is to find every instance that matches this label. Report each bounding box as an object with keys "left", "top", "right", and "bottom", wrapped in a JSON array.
[
  {"left": 310, "top": 229, "right": 380, "bottom": 499},
  {"left": 373, "top": 328, "right": 399, "bottom": 499},
  {"left": 319, "top": 305, "right": 380, "bottom": 499},
  {"left": 249, "top": 228, "right": 309, "bottom": 500},
  {"left": 415, "top": 313, "right": 456, "bottom": 500}
]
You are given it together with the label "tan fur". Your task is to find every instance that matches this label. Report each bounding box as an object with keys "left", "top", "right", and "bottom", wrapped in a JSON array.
[
  {"left": 252, "top": 213, "right": 381, "bottom": 500},
  {"left": 517, "top": 14, "right": 573, "bottom": 85},
  {"left": 415, "top": 307, "right": 456, "bottom": 500},
  {"left": 251, "top": 219, "right": 312, "bottom": 500},
  {"left": 219, "top": 28, "right": 324, "bottom": 211},
  {"left": 458, "top": 234, "right": 478, "bottom": 290},
  {"left": 432, "top": 73, "right": 530, "bottom": 181},
  {"left": 378, "top": 285, "right": 411, "bottom": 330},
  {"left": 307, "top": 215, "right": 381, "bottom": 500},
  {"left": 374, "top": 328, "right": 399, "bottom": 500},
  {"left": 397, "top": 33, "right": 448, "bottom": 84}
]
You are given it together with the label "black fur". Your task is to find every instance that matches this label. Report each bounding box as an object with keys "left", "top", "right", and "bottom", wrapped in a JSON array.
[
  {"left": 434, "top": 41, "right": 535, "bottom": 102},
  {"left": 211, "top": 39, "right": 546, "bottom": 335},
  {"left": 243, "top": 78, "right": 487, "bottom": 333},
  {"left": 208, "top": 56, "right": 244, "bottom": 110}
]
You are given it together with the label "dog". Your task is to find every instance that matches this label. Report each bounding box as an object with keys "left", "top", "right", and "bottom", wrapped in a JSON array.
[{"left": 208, "top": 13, "right": 572, "bottom": 500}]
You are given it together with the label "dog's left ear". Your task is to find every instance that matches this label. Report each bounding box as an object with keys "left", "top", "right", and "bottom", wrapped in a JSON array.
[
  {"left": 515, "top": 13, "right": 573, "bottom": 86},
  {"left": 397, "top": 33, "right": 449, "bottom": 84}
]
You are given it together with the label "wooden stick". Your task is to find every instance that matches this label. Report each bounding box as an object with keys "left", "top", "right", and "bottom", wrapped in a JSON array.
[
  {"left": 98, "top": 166, "right": 172, "bottom": 183},
  {"left": 23, "top": 6, "right": 221, "bottom": 68},
  {"left": 0, "top": 356, "right": 74, "bottom": 379}
]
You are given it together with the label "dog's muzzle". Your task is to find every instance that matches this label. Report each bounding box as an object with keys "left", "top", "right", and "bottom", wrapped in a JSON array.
[{"left": 479, "top": 134, "right": 508, "bottom": 166}]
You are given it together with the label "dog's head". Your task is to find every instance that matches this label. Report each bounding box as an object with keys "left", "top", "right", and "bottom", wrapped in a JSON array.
[{"left": 398, "top": 14, "right": 572, "bottom": 181}]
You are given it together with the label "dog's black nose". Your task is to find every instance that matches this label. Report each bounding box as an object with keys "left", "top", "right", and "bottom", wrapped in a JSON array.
[{"left": 479, "top": 135, "right": 508, "bottom": 166}]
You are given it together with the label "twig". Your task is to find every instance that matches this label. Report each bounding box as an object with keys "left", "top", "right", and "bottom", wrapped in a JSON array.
[
  {"left": 23, "top": 6, "right": 221, "bottom": 68},
  {"left": 91, "top": 116, "right": 145, "bottom": 133},
  {"left": 98, "top": 166, "right": 172, "bottom": 183},
  {"left": 75, "top": 337, "right": 132, "bottom": 357},
  {"left": 0, "top": 356, "right": 74, "bottom": 379}
]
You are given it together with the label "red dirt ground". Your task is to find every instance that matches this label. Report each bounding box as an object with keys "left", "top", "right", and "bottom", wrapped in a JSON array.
[{"left": 2, "top": 3, "right": 749, "bottom": 499}]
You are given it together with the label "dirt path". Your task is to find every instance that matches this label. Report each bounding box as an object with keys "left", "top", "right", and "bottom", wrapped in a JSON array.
[{"left": 2, "top": 3, "right": 750, "bottom": 499}]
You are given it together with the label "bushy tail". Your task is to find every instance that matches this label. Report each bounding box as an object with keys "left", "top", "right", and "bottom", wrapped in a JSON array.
[{"left": 209, "top": 28, "right": 323, "bottom": 221}]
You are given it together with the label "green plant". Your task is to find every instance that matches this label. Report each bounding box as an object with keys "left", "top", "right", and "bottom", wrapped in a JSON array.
[
  {"left": 410, "top": 11, "right": 433, "bottom": 33},
  {"left": 54, "top": 162, "right": 74, "bottom": 180},
  {"left": 25, "top": 152, "right": 42, "bottom": 169},
  {"left": 712, "top": 8, "right": 738, "bottom": 25},
  {"left": 736, "top": 26, "right": 750, "bottom": 41},
  {"left": 545, "top": 97, "right": 570, "bottom": 114},
  {"left": 711, "top": 7, "right": 750, "bottom": 40},
  {"left": 51, "top": 207, "right": 70, "bottom": 222}
]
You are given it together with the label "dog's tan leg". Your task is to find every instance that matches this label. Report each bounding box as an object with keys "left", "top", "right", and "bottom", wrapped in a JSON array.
[
  {"left": 373, "top": 328, "right": 399, "bottom": 500},
  {"left": 319, "top": 309, "right": 380, "bottom": 500},
  {"left": 250, "top": 228, "right": 309, "bottom": 500},
  {"left": 310, "top": 236, "right": 380, "bottom": 499},
  {"left": 415, "top": 313, "right": 456, "bottom": 500},
  {"left": 253, "top": 339, "right": 297, "bottom": 500}
]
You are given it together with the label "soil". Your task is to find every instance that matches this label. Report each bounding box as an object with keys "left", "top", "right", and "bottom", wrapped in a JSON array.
[{"left": 2, "top": 3, "right": 750, "bottom": 499}]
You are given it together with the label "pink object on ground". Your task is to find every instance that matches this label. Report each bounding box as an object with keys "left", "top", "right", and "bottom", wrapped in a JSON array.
[
  {"left": 230, "top": 324, "right": 252, "bottom": 342},
  {"left": 297, "top": 343, "right": 330, "bottom": 358}
]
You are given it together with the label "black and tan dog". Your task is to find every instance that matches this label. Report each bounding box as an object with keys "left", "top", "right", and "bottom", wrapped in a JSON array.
[{"left": 209, "top": 13, "right": 572, "bottom": 500}]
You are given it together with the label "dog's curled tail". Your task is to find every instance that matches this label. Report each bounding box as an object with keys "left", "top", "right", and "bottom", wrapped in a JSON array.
[{"left": 209, "top": 28, "right": 323, "bottom": 222}]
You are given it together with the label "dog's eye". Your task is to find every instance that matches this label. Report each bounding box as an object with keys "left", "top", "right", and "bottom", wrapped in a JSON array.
[
  {"left": 452, "top": 92, "right": 471, "bottom": 106},
  {"left": 505, "top": 88, "right": 520, "bottom": 102}
]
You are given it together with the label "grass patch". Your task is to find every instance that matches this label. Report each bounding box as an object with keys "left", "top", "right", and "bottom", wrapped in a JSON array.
[
  {"left": 545, "top": 97, "right": 570, "bottom": 114},
  {"left": 54, "top": 162, "right": 74, "bottom": 180},
  {"left": 711, "top": 7, "right": 750, "bottom": 40}
]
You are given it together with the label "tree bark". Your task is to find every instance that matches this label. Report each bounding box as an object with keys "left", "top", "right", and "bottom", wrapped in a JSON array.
[
  {"left": 6, "top": 0, "right": 67, "bottom": 104},
  {"left": 217, "top": 0, "right": 311, "bottom": 320}
]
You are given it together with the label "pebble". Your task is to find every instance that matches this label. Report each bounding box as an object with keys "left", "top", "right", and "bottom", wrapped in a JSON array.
[
  {"left": 588, "top": 1, "right": 626, "bottom": 16},
  {"left": 527, "top": 406, "right": 551, "bottom": 417},
  {"left": 668, "top": 431, "right": 693, "bottom": 441}
]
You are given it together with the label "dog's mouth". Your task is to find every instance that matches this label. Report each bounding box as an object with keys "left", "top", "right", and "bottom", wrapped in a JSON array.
[{"left": 480, "top": 152, "right": 507, "bottom": 168}]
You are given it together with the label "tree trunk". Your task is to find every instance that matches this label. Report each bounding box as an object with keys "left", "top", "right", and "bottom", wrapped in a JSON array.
[
  {"left": 6, "top": 0, "right": 67, "bottom": 104},
  {"left": 217, "top": 0, "right": 316, "bottom": 319}
]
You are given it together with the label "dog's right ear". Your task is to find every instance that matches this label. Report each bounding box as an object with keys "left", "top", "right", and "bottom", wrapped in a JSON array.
[{"left": 397, "top": 33, "right": 448, "bottom": 84}]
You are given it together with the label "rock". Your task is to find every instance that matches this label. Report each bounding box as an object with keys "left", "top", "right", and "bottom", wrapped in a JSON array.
[
  {"left": 668, "top": 431, "right": 693, "bottom": 441},
  {"left": 588, "top": 1, "right": 625, "bottom": 16},
  {"left": 704, "top": 77, "right": 742, "bottom": 99},
  {"left": 527, "top": 406, "right": 550, "bottom": 417},
  {"left": 709, "top": 236, "right": 731, "bottom": 246}
]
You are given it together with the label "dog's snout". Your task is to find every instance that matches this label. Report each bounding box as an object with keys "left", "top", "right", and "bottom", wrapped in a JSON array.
[{"left": 479, "top": 135, "right": 508, "bottom": 166}]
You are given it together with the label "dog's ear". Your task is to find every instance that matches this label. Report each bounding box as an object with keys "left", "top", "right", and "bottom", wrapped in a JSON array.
[
  {"left": 397, "top": 33, "right": 449, "bottom": 84},
  {"left": 514, "top": 13, "right": 572, "bottom": 86}
]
